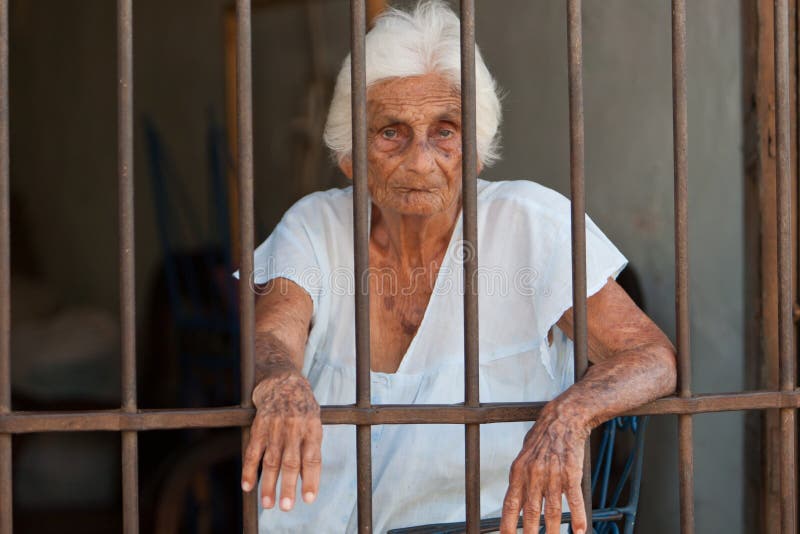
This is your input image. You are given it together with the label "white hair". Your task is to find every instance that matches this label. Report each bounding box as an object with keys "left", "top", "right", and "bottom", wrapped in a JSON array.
[{"left": 323, "top": 0, "right": 503, "bottom": 167}]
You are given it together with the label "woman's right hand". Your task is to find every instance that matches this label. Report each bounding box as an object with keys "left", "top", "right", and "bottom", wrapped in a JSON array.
[{"left": 241, "top": 370, "right": 323, "bottom": 511}]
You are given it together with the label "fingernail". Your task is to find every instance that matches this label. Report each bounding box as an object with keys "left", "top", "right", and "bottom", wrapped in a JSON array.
[
  {"left": 262, "top": 496, "right": 273, "bottom": 508},
  {"left": 576, "top": 530, "right": 585, "bottom": 534},
  {"left": 303, "top": 492, "right": 316, "bottom": 504},
  {"left": 280, "top": 497, "right": 293, "bottom": 511},
  {"left": 241, "top": 481, "right": 251, "bottom": 492}
]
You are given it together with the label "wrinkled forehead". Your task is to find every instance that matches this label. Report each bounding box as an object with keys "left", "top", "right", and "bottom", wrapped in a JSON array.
[{"left": 366, "top": 73, "right": 462, "bottom": 122}]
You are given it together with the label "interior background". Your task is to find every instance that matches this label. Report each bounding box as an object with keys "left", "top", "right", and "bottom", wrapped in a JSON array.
[{"left": 8, "top": 1, "right": 744, "bottom": 532}]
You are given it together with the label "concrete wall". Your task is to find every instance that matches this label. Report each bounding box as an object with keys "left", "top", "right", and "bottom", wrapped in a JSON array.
[
  {"left": 9, "top": 0, "right": 744, "bottom": 532},
  {"left": 477, "top": 2, "right": 744, "bottom": 533}
]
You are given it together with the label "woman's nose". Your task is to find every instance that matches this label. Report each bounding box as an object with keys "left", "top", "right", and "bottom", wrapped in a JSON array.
[{"left": 402, "top": 140, "right": 437, "bottom": 175}]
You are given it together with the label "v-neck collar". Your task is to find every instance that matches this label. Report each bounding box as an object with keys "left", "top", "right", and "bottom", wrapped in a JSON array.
[{"left": 367, "top": 180, "right": 486, "bottom": 376}]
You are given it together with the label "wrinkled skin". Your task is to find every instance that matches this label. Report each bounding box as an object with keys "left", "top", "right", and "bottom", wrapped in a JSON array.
[
  {"left": 240, "top": 73, "right": 678, "bottom": 534},
  {"left": 508, "top": 406, "right": 589, "bottom": 534},
  {"left": 240, "top": 278, "right": 320, "bottom": 511},
  {"left": 499, "top": 280, "right": 677, "bottom": 534},
  {"left": 242, "top": 337, "right": 322, "bottom": 511}
]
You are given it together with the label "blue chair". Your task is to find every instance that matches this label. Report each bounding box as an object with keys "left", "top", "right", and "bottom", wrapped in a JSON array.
[{"left": 388, "top": 415, "right": 648, "bottom": 534}]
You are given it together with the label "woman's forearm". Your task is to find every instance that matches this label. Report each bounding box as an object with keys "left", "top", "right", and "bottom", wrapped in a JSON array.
[
  {"left": 254, "top": 331, "right": 303, "bottom": 385},
  {"left": 547, "top": 342, "right": 677, "bottom": 428}
]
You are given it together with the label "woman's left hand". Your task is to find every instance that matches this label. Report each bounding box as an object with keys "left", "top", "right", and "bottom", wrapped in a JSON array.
[{"left": 498, "top": 403, "right": 590, "bottom": 534}]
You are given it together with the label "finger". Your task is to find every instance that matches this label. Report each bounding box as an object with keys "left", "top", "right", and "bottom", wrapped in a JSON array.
[
  {"left": 300, "top": 422, "right": 323, "bottom": 504},
  {"left": 499, "top": 466, "right": 525, "bottom": 533},
  {"left": 241, "top": 418, "right": 266, "bottom": 493},
  {"left": 565, "top": 482, "right": 587, "bottom": 534},
  {"left": 544, "top": 461, "right": 563, "bottom": 534},
  {"left": 260, "top": 419, "right": 284, "bottom": 509},
  {"left": 522, "top": 487, "right": 542, "bottom": 534},
  {"left": 278, "top": 426, "right": 302, "bottom": 511}
]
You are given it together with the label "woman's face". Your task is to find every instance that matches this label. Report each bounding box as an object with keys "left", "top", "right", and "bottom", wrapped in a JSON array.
[{"left": 340, "top": 73, "right": 477, "bottom": 217}]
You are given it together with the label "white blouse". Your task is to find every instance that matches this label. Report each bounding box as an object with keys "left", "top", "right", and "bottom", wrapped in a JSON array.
[{"left": 233, "top": 178, "right": 628, "bottom": 533}]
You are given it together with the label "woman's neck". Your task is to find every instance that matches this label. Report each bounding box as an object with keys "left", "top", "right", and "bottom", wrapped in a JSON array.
[{"left": 370, "top": 198, "right": 462, "bottom": 269}]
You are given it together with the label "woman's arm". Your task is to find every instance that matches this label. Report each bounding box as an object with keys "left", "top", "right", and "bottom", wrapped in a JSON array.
[
  {"left": 553, "top": 277, "right": 677, "bottom": 427},
  {"left": 240, "top": 277, "right": 322, "bottom": 513},
  {"left": 500, "top": 278, "right": 677, "bottom": 534}
]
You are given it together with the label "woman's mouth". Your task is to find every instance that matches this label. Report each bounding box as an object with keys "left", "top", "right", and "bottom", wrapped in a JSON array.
[{"left": 395, "top": 187, "right": 437, "bottom": 193}]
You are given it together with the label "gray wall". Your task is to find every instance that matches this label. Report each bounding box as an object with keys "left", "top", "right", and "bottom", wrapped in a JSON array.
[
  {"left": 477, "top": 2, "right": 744, "bottom": 533},
  {"left": 9, "top": 0, "right": 744, "bottom": 532}
]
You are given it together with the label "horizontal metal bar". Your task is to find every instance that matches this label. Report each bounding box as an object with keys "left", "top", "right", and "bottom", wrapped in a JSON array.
[{"left": 2, "top": 390, "right": 800, "bottom": 433}]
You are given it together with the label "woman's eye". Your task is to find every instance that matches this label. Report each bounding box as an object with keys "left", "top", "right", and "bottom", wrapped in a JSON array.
[
  {"left": 439, "top": 129, "right": 454, "bottom": 138},
  {"left": 382, "top": 128, "right": 398, "bottom": 140}
]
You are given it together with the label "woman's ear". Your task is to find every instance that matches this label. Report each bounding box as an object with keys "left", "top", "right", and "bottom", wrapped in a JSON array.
[
  {"left": 339, "top": 156, "right": 354, "bottom": 180},
  {"left": 477, "top": 161, "right": 484, "bottom": 175}
]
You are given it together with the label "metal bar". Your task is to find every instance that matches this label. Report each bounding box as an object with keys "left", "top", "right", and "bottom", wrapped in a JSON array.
[
  {"left": 464, "top": 422, "right": 480, "bottom": 532},
  {"left": 774, "top": 0, "right": 797, "bottom": 531},
  {"left": 566, "top": 0, "right": 592, "bottom": 524},
  {"left": 117, "top": 0, "right": 135, "bottom": 420},
  {"left": 0, "top": 0, "right": 10, "bottom": 531},
  {"left": 121, "top": 432, "right": 138, "bottom": 533},
  {"left": 671, "top": 1, "right": 695, "bottom": 533},
  {"left": 460, "top": 0, "right": 479, "bottom": 410},
  {"left": 235, "top": 0, "right": 258, "bottom": 532},
  {"left": 350, "top": 0, "right": 372, "bottom": 532},
  {"left": 5, "top": 390, "right": 800, "bottom": 433},
  {"left": 566, "top": 0, "right": 587, "bottom": 383},
  {"left": 351, "top": 2, "right": 369, "bottom": 413},
  {"left": 356, "top": 425, "right": 372, "bottom": 534},
  {"left": 117, "top": 0, "right": 139, "bottom": 532},
  {"left": 0, "top": 434, "right": 8, "bottom": 534},
  {"left": 671, "top": 0, "right": 690, "bottom": 410},
  {"left": 460, "top": 1, "right": 480, "bottom": 532}
]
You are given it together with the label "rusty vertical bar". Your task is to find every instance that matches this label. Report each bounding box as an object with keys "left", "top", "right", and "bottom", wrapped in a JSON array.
[
  {"left": 459, "top": 1, "right": 480, "bottom": 533},
  {"left": 235, "top": 0, "right": 258, "bottom": 532},
  {"left": 566, "top": 0, "right": 592, "bottom": 525},
  {"left": 671, "top": 1, "right": 695, "bottom": 533},
  {"left": 0, "top": 0, "right": 10, "bottom": 532},
  {"left": 117, "top": 0, "right": 139, "bottom": 532},
  {"left": 350, "top": 1, "right": 372, "bottom": 532},
  {"left": 459, "top": 0, "right": 479, "bottom": 417},
  {"left": 774, "top": 0, "right": 797, "bottom": 532},
  {"left": 566, "top": 0, "right": 587, "bottom": 390}
]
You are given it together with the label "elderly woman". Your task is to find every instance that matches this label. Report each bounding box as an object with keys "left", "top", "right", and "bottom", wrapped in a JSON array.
[{"left": 235, "top": 1, "right": 676, "bottom": 533}]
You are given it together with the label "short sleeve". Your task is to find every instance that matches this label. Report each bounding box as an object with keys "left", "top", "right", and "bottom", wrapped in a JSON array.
[
  {"left": 534, "top": 213, "right": 629, "bottom": 336},
  {"left": 231, "top": 206, "right": 325, "bottom": 316}
]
